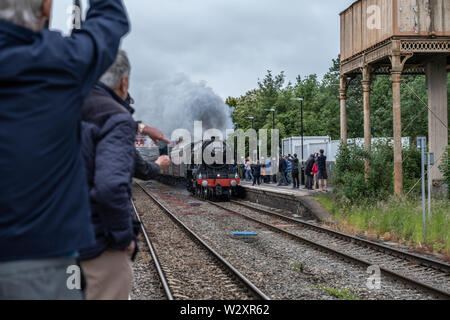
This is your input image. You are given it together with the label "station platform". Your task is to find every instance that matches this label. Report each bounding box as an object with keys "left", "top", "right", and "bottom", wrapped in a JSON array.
[
  {"left": 238, "top": 181, "right": 332, "bottom": 223},
  {"left": 239, "top": 180, "right": 329, "bottom": 196}
]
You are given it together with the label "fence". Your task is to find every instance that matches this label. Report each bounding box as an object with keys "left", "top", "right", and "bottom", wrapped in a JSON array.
[{"left": 282, "top": 136, "right": 411, "bottom": 162}]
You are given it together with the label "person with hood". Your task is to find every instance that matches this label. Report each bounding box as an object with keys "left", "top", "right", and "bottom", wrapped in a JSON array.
[{"left": 304, "top": 154, "right": 315, "bottom": 190}]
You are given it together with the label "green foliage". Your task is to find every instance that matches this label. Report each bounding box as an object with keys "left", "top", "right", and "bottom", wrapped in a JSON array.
[
  {"left": 332, "top": 143, "right": 369, "bottom": 202},
  {"left": 228, "top": 56, "right": 450, "bottom": 142},
  {"left": 322, "top": 195, "right": 450, "bottom": 255},
  {"left": 402, "top": 144, "right": 422, "bottom": 194},
  {"left": 332, "top": 142, "right": 421, "bottom": 203},
  {"left": 315, "top": 285, "right": 359, "bottom": 300},
  {"left": 290, "top": 260, "right": 305, "bottom": 273},
  {"left": 439, "top": 146, "right": 450, "bottom": 198}
]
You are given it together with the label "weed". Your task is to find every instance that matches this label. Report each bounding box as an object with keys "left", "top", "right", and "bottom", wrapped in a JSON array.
[{"left": 316, "top": 284, "right": 359, "bottom": 300}]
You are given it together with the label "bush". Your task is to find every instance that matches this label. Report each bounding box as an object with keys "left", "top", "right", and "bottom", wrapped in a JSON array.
[
  {"left": 402, "top": 145, "right": 422, "bottom": 193},
  {"left": 332, "top": 141, "right": 421, "bottom": 204},
  {"left": 332, "top": 143, "right": 377, "bottom": 204},
  {"left": 439, "top": 146, "right": 450, "bottom": 198}
]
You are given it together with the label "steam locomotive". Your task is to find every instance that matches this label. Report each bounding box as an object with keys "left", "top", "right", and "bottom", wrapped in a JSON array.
[
  {"left": 140, "top": 138, "right": 241, "bottom": 201},
  {"left": 187, "top": 138, "right": 241, "bottom": 200}
]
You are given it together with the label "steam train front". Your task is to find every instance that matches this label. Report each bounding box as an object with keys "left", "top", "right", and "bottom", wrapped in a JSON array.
[{"left": 187, "top": 138, "right": 240, "bottom": 201}]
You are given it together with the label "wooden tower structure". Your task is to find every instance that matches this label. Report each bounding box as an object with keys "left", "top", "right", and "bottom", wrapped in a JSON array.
[{"left": 339, "top": 0, "right": 449, "bottom": 194}]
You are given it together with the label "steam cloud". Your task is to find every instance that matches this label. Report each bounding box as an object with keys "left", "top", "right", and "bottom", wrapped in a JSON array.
[{"left": 131, "top": 74, "right": 234, "bottom": 139}]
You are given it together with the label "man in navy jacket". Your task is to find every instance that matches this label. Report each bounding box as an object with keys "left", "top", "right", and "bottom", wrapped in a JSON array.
[
  {"left": 277, "top": 154, "right": 288, "bottom": 186},
  {"left": 0, "top": 0, "right": 129, "bottom": 299},
  {"left": 79, "top": 50, "right": 137, "bottom": 300},
  {"left": 80, "top": 50, "right": 170, "bottom": 300}
]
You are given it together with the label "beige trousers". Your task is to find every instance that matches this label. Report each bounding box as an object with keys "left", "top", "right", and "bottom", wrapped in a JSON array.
[{"left": 81, "top": 249, "right": 133, "bottom": 300}]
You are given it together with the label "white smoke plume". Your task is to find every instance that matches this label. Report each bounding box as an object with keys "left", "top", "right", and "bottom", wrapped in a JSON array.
[{"left": 131, "top": 74, "right": 234, "bottom": 139}]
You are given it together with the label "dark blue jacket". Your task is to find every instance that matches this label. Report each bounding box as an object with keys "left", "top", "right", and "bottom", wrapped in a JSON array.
[
  {"left": 279, "top": 157, "right": 287, "bottom": 172},
  {"left": 318, "top": 155, "right": 327, "bottom": 171},
  {"left": 290, "top": 158, "right": 300, "bottom": 172},
  {"left": 251, "top": 164, "right": 261, "bottom": 176},
  {"left": 79, "top": 84, "right": 137, "bottom": 261},
  {"left": 0, "top": 0, "right": 129, "bottom": 262}
]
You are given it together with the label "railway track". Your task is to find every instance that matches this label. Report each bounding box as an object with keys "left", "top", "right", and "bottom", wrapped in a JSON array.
[
  {"left": 207, "top": 200, "right": 450, "bottom": 299},
  {"left": 132, "top": 200, "right": 173, "bottom": 300},
  {"left": 133, "top": 184, "right": 270, "bottom": 300}
]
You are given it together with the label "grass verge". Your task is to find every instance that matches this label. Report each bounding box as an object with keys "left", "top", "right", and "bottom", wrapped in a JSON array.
[{"left": 315, "top": 194, "right": 450, "bottom": 258}]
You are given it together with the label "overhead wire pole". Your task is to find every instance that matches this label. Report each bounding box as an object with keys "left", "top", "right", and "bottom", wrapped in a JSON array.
[{"left": 418, "top": 137, "right": 427, "bottom": 240}]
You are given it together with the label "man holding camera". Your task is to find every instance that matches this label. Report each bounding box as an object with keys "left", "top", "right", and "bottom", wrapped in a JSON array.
[{"left": 0, "top": 0, "right": 129, "bottom": 299}]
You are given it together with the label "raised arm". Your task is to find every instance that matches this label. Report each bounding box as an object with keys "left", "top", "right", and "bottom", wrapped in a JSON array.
[{"left": 61, "top": 0, "right": 130, "bottom": 96}]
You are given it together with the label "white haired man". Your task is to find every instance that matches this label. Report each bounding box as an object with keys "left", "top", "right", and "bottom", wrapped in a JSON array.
[
  {"left": 0, "top": 0, "right": 129, "bottom": 300},
  {"left": 79, "top": 50, "right": 170, "bottom": 300}
]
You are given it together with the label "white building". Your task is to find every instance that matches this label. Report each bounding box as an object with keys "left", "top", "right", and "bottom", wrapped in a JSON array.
[{"left": 282, "top": 136, "right": 411, "bottom": 162}]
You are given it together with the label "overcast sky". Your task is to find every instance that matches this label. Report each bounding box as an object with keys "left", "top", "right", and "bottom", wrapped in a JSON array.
[{"left": 51, "top": 0, "right": 355, "bottom": 101}]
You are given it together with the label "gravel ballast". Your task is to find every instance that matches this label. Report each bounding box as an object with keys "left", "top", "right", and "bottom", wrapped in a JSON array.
[{"left": 131, "top": 181, "right": 437, "bottom": 300}]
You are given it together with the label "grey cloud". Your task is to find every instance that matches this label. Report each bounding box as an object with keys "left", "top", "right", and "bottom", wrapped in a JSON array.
[{"left": 50, "top": 0, "right": 355, "bottom": 131}]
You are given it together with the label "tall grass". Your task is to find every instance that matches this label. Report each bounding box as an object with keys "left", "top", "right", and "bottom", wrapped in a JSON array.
[{"left": 316, "top": 195, "right": 450, "bottom": 256}]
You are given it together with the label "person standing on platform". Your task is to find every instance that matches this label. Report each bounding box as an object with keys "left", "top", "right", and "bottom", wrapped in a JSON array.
[
  {"left": 252, "top": 161, "right": 262, "bottom": 186},
  {"left": 264, "top": 158, "right": 271, "bottom": 183},
  {"left": 317, "top": 149, "right": 328, "bottom": 192},
  {"left": 245, "top": 158, "right": 254, "bottom": 182},
  {"left": 277, "top": 154, "right": 288, "bottom": 186},
  {"left": 304, "top": 154, "right": 315, "bottom": 190},
  {"left": 291, "top": 154, "right": 300, "bottom": 189},
  {"left": 286, "top": 155, "right": 292, "bottom": 185},
  {"left": 272, "top": 157, "right": 278, "bottom": 184},
  {"left": 312, "top": 153, "right": 319, "bottom": 189},
  {"left": 261, "top": 158, "right": 266, "bottom": 184},
  {"left": 0, "top": 0, "right": 129, "bottom": 300}
]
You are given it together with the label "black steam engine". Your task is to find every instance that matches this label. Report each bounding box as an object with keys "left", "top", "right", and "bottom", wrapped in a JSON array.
[
  {"left": 186, "top": 138, "right": 240, "bottom": 201},
  {"left": 158, "top": 138, "right": 241, "bottom": 201}
]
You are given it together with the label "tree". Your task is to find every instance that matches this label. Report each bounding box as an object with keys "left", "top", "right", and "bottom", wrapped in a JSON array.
[{"left": 228, "top": 56, "right": 447, "bottom": 143}]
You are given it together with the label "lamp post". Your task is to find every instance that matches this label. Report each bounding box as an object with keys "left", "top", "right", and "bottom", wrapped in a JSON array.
[
  {"left": 291, "top": 98, "right": 304, "bottom": 160},
  {"left": 292, "top": 98, "right": 305, "bottom": 186},
  {"left": 265, "top": 108, "right": 276, "bottom": 183}
]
